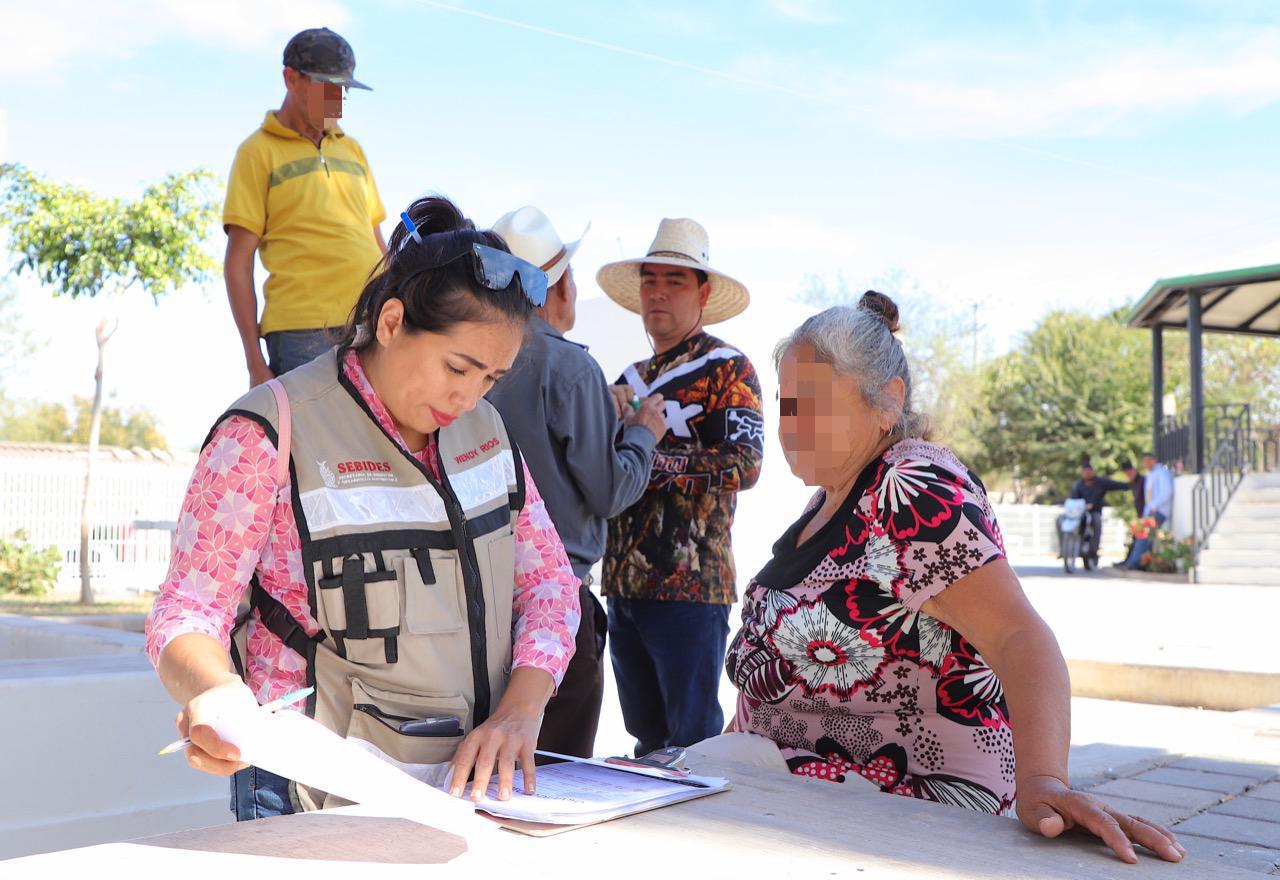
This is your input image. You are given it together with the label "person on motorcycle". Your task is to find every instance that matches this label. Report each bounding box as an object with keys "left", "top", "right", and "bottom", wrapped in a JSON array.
[{"left": 1067, "top": 461, "right": 1130, "bottom": 568}]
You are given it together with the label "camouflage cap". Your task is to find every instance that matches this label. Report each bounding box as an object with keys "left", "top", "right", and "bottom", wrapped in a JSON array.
[{"left": 283, "top": 27, "right": 371, "bottom": 91}]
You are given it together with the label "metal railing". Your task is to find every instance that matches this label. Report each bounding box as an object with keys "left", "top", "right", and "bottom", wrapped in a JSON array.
[
  {"left": 1156, "top": 415, "right": 1190, "bottom": 472},
  {"left": 1190, "top": 403, "right": 1253, "bottom": 561}
]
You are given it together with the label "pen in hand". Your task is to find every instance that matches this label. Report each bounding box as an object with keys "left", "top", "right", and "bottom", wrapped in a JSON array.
[{"left": 157, "top": 686, "right": 313, "bottom": 756}]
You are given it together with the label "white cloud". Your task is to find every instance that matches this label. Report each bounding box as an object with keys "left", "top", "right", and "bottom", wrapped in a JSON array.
[
  {"left": 0, "top": 0, "right": 351, "bottom": 77},
  {"left": 0, "top": 108, "right": 7, "bottom": 163},
  {"left": 730, "top": 26, "right": 1280, "bottom": 139},
  {"left": 764, "top": 0, "right": 842, "bottom": 24}
]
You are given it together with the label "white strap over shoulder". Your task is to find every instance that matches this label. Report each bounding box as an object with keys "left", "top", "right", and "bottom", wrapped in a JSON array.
[{"left": 265, "top": 378, "right": 291, "bottom": 500}]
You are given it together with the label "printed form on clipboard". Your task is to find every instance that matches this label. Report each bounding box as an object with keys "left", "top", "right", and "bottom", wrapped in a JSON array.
[{"left": 461, "top": 750, "right": 731, "bottom": 833}]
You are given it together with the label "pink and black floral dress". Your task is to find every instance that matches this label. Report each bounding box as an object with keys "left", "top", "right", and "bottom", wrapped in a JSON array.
[{"left": 726, "top": 438, "right": 1016, "bottom": 815}]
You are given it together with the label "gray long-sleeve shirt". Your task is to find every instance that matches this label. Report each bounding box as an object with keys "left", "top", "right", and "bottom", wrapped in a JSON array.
[{"left": 486, "top": 317, "right": 658, "bottom": 579}]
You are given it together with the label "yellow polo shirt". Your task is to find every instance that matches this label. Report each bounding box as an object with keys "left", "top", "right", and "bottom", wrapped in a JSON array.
[{"left": 223, "top": 112, "right": 386, "bottom": 336}]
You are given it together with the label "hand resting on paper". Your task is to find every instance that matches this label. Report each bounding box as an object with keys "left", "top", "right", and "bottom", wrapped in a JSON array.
[
  {"left": 176, "top": 676, "right": 260, "bottom": 776},
  {"left": 448, "top": 667, "right": 554, "bottom": 803}
]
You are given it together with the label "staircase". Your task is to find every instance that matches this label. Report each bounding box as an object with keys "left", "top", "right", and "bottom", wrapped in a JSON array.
[{"left": 1195, "top": 472, "right": 1280, "bottom": 585}]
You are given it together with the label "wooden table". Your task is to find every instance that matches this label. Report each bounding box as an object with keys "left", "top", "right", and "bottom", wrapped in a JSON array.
[{"left": 3, "top": 756, "right": 1246, "bottom": 879}]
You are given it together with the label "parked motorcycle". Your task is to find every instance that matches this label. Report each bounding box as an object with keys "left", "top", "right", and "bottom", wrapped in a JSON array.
[{"left": 1057, "top": 498, "right": 1097, "bottom": 574}]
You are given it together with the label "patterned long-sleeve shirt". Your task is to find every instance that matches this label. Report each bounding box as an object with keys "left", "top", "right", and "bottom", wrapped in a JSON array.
[
  {"left": 146, "top": 349, "right": 580, "bottom": 704},
  {"left": 603, "top": 332, "right": 764, "bottom": 604}
]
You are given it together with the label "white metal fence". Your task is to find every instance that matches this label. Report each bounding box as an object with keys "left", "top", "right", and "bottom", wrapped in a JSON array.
[
  {"left": 0, "top": 447, "right": 192, "bottom": 595},
  {"left": 0, "top": 443, "right": 1134, "bottom": 597},
  {"left": 991, "top": 503, "right": 1129, "bottom": 560}
]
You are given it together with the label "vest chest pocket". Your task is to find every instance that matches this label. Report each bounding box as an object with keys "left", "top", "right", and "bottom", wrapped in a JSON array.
[
  {"left": 400, "top": 549, "right": 465, "bottom": 635},
  {"left": 316, "top": 552, "right": 401, "bottom": 665}
]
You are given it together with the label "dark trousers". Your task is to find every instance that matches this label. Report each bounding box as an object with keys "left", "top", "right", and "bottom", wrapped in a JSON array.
[
  {"left": 264, "top": 329, "right": 334, "bottom": 376},
  {"left": 538, "top": 583, "right": 607, "bottom": 757},
  {"left": 1083, "top": 510, "right": 1103, "bottom": 560},
  {"left": 607, "top": 597, "right": 731, "bottom": 759}
]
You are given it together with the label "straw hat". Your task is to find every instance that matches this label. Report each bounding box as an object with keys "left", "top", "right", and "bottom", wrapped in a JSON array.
[
  {"left": 492, "top": 206, "right": 588, "bottom": 287},
  {"left": 596, "top": 218, "right": 749, "bottom": 324}
]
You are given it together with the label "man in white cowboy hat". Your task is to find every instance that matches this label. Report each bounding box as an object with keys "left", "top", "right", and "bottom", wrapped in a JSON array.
[
  {"left": 486, "top": 206, "right": 667, "bottom": 757},
  {"left": 596, "top": 218, "right": 764, "bottom": 758}
]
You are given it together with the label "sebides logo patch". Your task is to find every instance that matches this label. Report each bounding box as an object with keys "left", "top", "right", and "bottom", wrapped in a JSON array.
[{"left": 318, "top": 459, "right": 399, "bottom": 487}]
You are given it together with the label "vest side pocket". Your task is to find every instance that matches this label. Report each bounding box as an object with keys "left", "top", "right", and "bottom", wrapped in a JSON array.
[
  {"left": 477, "top": 530, "right": 517, "bottom": 669},
  {"left": 401, "top": 551, "right": 465, "bottom": 635}
]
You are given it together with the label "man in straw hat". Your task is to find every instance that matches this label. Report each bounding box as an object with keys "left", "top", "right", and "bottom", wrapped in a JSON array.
[
  {"left": 486, "top": 207, "right": 667, "bottom": 757},
  {"left": 597, "top": 218, "right": 765, "bottom": 757}
]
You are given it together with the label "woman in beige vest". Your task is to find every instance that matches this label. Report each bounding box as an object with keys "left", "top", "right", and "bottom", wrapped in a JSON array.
[{"left": 146, "top": 196, "right": 582, "bottom": 819}]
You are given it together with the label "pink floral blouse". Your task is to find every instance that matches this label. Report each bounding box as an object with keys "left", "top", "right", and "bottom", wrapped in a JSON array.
[{"left": 146, "top": 350, "right": 581, "bottom": 704}]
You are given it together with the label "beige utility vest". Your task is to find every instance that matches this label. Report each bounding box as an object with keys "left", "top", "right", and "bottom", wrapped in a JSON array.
[{"left": 219, "top": 348, "right": 522, "bottom": 810}]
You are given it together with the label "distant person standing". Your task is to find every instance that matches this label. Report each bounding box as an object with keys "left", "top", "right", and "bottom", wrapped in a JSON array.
[
  {"left": 597, "top": 218, "right": 764, "bottom": 758},
  {"left": 1124, "top": 452, "right": 1174, "bottom": 569},
  {"left": 1119, "top": 459, "right": 1145, "bottom": 519},
  {"left": 224, "top": 27, "right": 387, "bottom": 386},
  {"left": 486, "top": 206, "right": 664, "bottom": 757}
]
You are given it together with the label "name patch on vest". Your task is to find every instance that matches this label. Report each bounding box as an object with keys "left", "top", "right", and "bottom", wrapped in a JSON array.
[{"left": 454, "top": 437, "right": 501, "bottom": 465}]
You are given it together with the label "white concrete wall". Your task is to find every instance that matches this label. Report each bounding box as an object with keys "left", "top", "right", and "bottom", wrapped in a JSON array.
[
  {"left": 1172, "top": 473, "right": 1197, "bottom": 541},
  {"left": 0, "top": 616, "right": 229, "bottom": 860}
]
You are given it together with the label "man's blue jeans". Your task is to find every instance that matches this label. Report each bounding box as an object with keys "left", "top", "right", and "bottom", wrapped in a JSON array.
[
  {"left": 264, "top": 329, "right": 335, "bottom": 376},
  {"left": 1125, "top": 511, "right": 1168, "bottom": 569},
  {"left": 607, "top": 597, "right": 731, "bottom": 758},
  {"left": 231, "top": 766, "right": 295, "bottom": 820}
]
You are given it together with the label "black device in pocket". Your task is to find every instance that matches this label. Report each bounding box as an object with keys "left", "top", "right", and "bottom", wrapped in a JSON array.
[{"left": 353, "top": 703, "right": 463, "bottom": 737}]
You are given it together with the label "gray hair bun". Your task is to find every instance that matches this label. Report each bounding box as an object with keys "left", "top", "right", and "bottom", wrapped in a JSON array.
[{"left": 858, "top": 290, "right": 901, "bottom": 334}]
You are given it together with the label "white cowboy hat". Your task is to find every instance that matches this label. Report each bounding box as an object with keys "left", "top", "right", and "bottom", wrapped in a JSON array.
[
  {"left": 492, "top": 206, "right": 588, "bottom": 288},
  {"left": 596, "top": 218, "right": 749, "bottom": 325}
]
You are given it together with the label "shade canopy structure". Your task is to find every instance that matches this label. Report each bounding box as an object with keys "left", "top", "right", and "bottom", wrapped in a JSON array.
[
  {"left": 1127, "top": 262, "right": 1280, "bottom": 474},
  {"left": 1128, "top": 262, "right": 1280, "bottom": 338}
]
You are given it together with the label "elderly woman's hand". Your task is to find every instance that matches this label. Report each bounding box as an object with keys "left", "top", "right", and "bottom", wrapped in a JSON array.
[
  {"left": 1019, "top": 774, "right": 1185, "bottom": 863},
  {"left": 447, "top": 668, "right": 553, "bottom": 803}
]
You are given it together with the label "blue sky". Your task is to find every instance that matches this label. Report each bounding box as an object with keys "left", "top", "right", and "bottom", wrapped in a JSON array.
[{"left": 3, "top": 0, "right": 1280, "bottom": 449}]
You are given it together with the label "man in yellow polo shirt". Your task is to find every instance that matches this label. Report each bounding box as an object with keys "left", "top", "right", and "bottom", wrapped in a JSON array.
[{"left": 224, "top": 27, "right": 387, "bottom": 386}]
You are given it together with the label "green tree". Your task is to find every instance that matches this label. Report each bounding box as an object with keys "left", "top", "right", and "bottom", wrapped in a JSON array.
[
  {"left": 0, "top": 163, "right": 216, "bottom": 602},
  {"left": 0, "top": 401, "right": 73, "bottom": 443},
  {"left": 973, "top": 309, "right": 1152, "bottom": 501},
  {"left": 70, "top": 396, "right": 167, "bottom": 449}
]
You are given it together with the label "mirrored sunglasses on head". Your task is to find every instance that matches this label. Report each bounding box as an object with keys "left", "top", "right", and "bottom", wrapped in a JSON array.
[{"left": 398, "top": 212, "right": 547, "bottom": 308}]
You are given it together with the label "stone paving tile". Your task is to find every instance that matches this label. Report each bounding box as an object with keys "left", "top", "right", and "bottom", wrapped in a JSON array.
[
  {"left": 1136, "top": 767, "right": 1258, "bottom": 794},
  {"left": 1088, "top": 794, "right": 1191, "bottom": 827},
  {"left": 1175, "top": 833, "right": 1280, "bottom": 875},
  {"left": 1254, "top": 782, "right": 1280, "bottom": 803},
  {"left": 1215, "top": 796, "right": 1280, "bottom": 823},
  {"left": 1170, "top": 757, "right": 1280, "bottom": 783},
  {"left": 1176, "top": 813, "right": 1280, "bottom": 850},
  {"left": 1091, "top": 777, "right": 1225, "bottom": 811}
]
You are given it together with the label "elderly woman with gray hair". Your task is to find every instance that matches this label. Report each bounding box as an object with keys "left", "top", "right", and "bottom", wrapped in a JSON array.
[{"left": 723, "top": 292, "right": 1183, "bottom": 864}]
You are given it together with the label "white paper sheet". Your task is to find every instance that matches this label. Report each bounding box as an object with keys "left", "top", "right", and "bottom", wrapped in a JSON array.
[
  {"left": 469, "top": 761, "right": 730, "bottom": 824},
  {"left": 210, "top": 707, "right": 492, "bottom": 839}
]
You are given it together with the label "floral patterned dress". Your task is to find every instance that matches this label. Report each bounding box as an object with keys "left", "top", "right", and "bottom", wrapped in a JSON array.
[{"left": 725, "top": 438, "right": 1016, "bottom": 815}]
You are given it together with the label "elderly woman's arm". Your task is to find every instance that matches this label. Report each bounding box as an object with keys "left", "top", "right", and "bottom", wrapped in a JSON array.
[{"left": 921, "top": 558, "right": 1185, "bottom": 864}]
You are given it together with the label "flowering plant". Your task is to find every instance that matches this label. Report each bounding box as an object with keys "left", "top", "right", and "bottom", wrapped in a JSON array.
[{"left": 1128, "top": 517, "right": 1159, "bottom": 540}]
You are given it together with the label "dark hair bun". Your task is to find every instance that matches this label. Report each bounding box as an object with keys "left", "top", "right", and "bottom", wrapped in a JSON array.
[{"left": 859, "top": 290, "right": 900, "bottom": 333}]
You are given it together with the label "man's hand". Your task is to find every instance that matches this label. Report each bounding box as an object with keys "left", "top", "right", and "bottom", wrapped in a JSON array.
[
  {"left": 609, "top": 385, "right": 632, "bottom": 420},
  {"left": 247, "top": 354, "right": 275, "bottom": 389},
  {"left": 625, "top": 394, "right": 667, "bottom": 441}
]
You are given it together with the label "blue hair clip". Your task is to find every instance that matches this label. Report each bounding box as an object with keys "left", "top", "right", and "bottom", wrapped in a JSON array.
[{"left": 400, "top": 211, "right": 423, "bottom": 244}]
